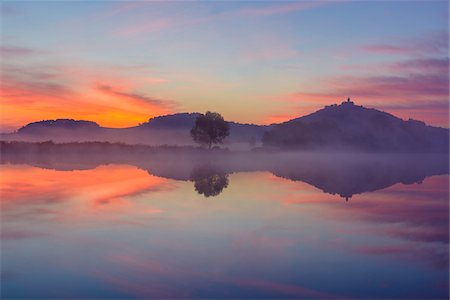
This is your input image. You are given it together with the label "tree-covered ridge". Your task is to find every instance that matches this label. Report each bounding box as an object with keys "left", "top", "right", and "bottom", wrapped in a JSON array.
[{"left": 262, "top": 100, "right": 449, "bottom": 152}]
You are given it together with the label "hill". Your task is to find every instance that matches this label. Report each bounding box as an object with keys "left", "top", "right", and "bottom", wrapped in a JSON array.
[
  {"left": 2, "top": 113, "right": 270, "bottom": 149},
  {"left": 262, "top": 99, "right": 449, "bottom": 152},
  {"left": 2, "top": 100, "right": 448, "bottom": 152}
]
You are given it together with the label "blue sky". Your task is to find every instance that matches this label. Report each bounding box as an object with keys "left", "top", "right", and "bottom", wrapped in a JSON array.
[{"left": 1, "top": 0, "right": 448, "bottom": 130}]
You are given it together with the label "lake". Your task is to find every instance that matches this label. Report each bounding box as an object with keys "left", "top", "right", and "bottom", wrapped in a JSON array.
[{"left": 1, "top": 152, "right": 449, "bottom": 299}]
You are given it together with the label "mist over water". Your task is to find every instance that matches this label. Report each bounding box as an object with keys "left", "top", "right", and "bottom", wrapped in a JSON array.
[
  {"left": 1, "top": 142, "right": 447, "bottom": 198},
  {"left": 1, "top": 144, "right": 448, "bottom": 299}
]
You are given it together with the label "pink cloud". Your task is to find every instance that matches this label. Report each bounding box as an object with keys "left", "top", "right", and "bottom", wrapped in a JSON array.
[
  {"left": 0, "top": 46, "right": 45, "bottom": 57},
  {"left": 146, "top": 208, "right": 163, "bottom": 214},
  {"left": 265, "top": 49, "right": 449, "bottom": 126},
  {"left": 1, "top": 72, "right": 74, "bottom": 99},
  {"left": 388, "top": 57, "right": 449, "bottom": 74},
  {"left": 238, "top": 1, "right": 338, "bottom": 17},
  {"left": 144, "top": 77, "right": 168, "bottom": 85},
  {"left": 327, "top": 73, "right": 448, "bottom": 100},
  {"left": 94, "top": 1, "right": 154, "bottom": 20},
  {"left": 111, "top": 1, "right": 344, "bottom": 38},
  {"left": 361, "top": 44, "right": 411, "bottom": 55},
  {"left": 361, "top": 31, "right": 448, "bottom": 56},
  {"left": 114, "top": 17, "right": 175, "bottom": 37}
]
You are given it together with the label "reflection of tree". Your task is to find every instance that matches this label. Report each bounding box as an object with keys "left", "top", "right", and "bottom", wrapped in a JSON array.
[{"left": 190, "top": 165, "right": 229, "bottom": 197}]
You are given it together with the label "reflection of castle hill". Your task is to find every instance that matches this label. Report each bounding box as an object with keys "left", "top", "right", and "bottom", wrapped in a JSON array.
[{"left": 1, "top": 141, "right": 448, "bottom": 199}]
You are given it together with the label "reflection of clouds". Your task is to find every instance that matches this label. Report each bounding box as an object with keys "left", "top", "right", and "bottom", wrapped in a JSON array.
[
  {"left": 228, "top": 277, "right": 339, "bottom": 299},
  {"left": 354, "top": 244, "right": 448, "bottom": 271},
  {"left": 384, "top": 226, "right": 448, "bottom": 244},
  {"left": 92, "top": 269, "right": 187, "bottom": 298},
  {"left": 93, "top": 252, "right": 186, "bottom": 298},
  {"left": 232, "top": 232, "right": 295, "bottom": 259},
  {"left": 0, "top": 229, "right": 46, "bottom": 240},
  {"left": 93, "top": 246, "right": 343, "bottom": 299},
  {"left": 282, "top": 175, "right": 448, "bottom": 270},
  {"left": 1, "top": 165, "right": 170, "bottom": 204},
  {"left": 1, "top": 164, "right": 448, "bottom": 298},
  {"left": 342, "top": 181, "right": 449, "bottom": 270},
  {"left": 340, "top": 178, "right": 449, "bottom": 245},
  {"left": 1, "top": 164, "right": 174, "bottom": 233}
]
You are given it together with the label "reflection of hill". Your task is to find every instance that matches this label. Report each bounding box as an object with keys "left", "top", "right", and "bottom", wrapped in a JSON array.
[
  {"left": 1, "top": 141, "right": 448, "bottom": 199},
  {"left": 269, "top": 154, "right": 448, "bottom": 200}
]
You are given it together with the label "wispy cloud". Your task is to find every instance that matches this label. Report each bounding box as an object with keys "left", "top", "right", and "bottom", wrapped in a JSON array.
[
  {"left": 361, "top": 44, "right": 412, "bottom": 55},
  {"left": 1, "top": 59, "right": 177, "bottom": 129},
  {"left": 1, "top": 71, "right": 74, "bottom": 100},
  {"left": 111, "top": 1, "right": 343, "bottom": 38},
  {"left": 266, "top": 32, "right": 449, "bottom": 126},
  {"left": 388, "top": 57, "right": 449, "bottom": 73},
  {"left": 273, "top": 68, "right": 449, "bottom": 126},
  {"left": 361, "top": 31, "right": 448, "bottom": 56},
  {"left": 0, "top": 3, "right": 18, "bottom": 15},
  {"left": 0, "top": 46, "right": 45, "bottom": 57},
  {"left": 115, "top": 17, "right": 175, "bottom": 37},
  {"left": 238, "top": 0, "right": 337, "bottom": 17},
  {"left": 97, "top": 84, "right": 177, "bottom": 109}
]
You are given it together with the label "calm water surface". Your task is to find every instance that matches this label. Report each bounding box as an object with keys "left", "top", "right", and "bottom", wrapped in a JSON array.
[{"left": 1, "top": 160, "right": 449, "bottom": 299}]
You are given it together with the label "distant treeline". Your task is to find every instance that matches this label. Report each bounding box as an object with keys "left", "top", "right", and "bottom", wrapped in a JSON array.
[{"left": 0, "top": 141, "right": 231, "bottom": 156}]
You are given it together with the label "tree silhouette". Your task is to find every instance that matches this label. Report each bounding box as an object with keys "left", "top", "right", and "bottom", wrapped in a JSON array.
[
  {"left": 190, "top": 111, "right": 230, "bottom": 149},
  {"left": 190, "top": 165, "right": 229, "bottom": 197}
]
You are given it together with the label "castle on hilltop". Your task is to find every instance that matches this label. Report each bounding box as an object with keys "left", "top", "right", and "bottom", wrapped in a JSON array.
[
  {"left": 325, "top": 98, "right": 356, "bottom": 109},
  {"left": 342, "top": 97, "right": 354, "bottom": 105}
]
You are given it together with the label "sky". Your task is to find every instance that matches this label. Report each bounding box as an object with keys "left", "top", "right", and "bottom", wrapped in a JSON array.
[{"left": 1, "top": 0, "right": 448, "bottom": 131}]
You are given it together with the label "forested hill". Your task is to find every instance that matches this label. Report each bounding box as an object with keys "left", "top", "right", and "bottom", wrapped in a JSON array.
[{"left": 262, "top": 100, "right": 449, "bottom": 152}]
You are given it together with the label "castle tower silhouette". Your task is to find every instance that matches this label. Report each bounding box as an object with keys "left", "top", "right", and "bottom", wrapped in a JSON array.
[{"left": 343, "top": 97, "right": 354, "bottom": 105}]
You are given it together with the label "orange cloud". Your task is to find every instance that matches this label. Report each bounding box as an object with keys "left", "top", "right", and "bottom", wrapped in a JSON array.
[{"left": 1, "top": 64, "right": 175, "bottom": 131}]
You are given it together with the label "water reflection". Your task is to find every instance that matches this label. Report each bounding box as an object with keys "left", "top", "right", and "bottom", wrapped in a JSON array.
[
  {"left": 1, "top": 144, "right": 447, "bottom": 199},
  {"left": 1, "top": 145, "right": 449, "bottom": 299},
  {"left": 190, "top": 165, "right": 229, "bottom": 197}
]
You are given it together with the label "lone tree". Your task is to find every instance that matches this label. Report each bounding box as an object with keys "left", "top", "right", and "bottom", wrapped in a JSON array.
[{"left": 190, "top": 111, "right": 230, "bottom": 149}]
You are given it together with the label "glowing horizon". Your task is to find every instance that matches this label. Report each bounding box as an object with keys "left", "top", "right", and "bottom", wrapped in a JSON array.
[{"left": 1, "top": 1, "right": 448, "bottom": 131}]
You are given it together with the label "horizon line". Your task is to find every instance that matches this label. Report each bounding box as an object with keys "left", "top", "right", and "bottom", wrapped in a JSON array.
[{"left": 2, "top": 99, "right": 449, "bottom": 134}]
